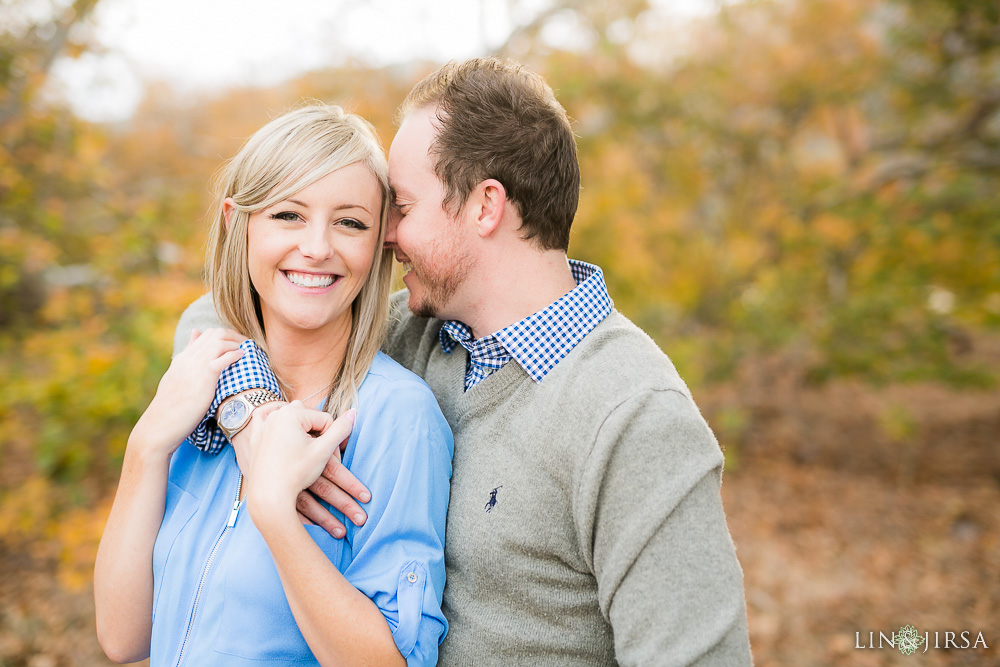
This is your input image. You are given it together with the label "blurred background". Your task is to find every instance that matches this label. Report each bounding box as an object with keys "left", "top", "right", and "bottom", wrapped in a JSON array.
[{"left": 1, "top": 0, "right": 997, "bottom": 664}]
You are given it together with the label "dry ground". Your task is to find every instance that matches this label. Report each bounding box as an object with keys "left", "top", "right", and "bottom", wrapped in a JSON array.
[{"left": 1, "top": 375, "right": 997, "bottom": 666}]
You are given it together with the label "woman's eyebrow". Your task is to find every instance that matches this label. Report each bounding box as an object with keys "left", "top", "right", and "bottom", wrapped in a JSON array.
[
  {"left": 284, "top": 199, "right": 372, "bottom": 215},
  {"left": 334, "top": 203, "right": 373, "bottom": 215}
]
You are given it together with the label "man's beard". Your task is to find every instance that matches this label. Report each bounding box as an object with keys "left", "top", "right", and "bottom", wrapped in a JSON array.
[
  {"left": 408, "top": 256, "right": 470, "bottom": 320},
  {"left": 406, "top": 229, "right": 475, "bottom": 320}
]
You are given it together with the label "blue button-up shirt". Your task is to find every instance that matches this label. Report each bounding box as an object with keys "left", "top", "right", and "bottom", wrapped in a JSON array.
[
  {"left": 154, "top": 353, "right": 452, "bottom": 666},
  {"left": 439, "top": 260, "right": 613, "bottom": 391}
]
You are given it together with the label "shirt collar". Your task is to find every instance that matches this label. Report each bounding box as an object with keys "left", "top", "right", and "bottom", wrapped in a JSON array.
[{"left": 439, "top": 260, "right": 613, "bottom": 382}]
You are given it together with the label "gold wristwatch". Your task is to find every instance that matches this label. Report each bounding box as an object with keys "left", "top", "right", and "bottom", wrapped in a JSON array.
[{"left": 217, "top": 389, "right": 281, "bottom": 441}]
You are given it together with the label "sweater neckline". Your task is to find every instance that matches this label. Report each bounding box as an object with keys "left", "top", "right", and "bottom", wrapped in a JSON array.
[{"left": 438, "top": 342, "right": 532, "bottom": 418}]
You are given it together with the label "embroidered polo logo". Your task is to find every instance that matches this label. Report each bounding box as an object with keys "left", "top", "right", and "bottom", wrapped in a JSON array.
[{"left": 485, "top": 486, "right": 503, "bottom": 513}]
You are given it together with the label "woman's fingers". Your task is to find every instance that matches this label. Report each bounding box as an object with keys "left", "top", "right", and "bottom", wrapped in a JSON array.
[
  {"left": 248, "top": 406, "right": 362, "bottom": 523},
  {"left": 208, "top": 348, "right": 246, "bottom": 373},
  {"left": 253, "top": 401, "right": 283, "bottom": 421},
  {"left": 196, "top": 327, "right": 245, "bottom": 343},
  {"left": 294, "top": 408, "right": 353, "bottom": 462},
  {"left": 284, "top": 402, "right": 336, "bottom": 436},
  {"left": 186, "top": 328, "right": 246, "bottom": 356},
  {"left": 229, "top": 400, "right": 284, "bottom": 450},
  {"left": 177, "top": 328, "right": 244, "bottom": 366},
  {"left": 300, "top": 411, "right": 366, "bottom": 521},
  {"left": 322, "top": 408, "right": 356, "bottom": 442}
]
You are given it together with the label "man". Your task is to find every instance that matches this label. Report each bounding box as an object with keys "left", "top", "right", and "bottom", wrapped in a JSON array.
[{"left": 176, "top": 58, "right": 751, "bottom": 665}]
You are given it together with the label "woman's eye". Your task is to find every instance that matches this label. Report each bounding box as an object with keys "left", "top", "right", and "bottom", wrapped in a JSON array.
[
  {"left": 340, "top": 218, "right": 370, "bottom": 231},
  {"left": 270, "top": 211, "right": 303, "bottom": 222}
]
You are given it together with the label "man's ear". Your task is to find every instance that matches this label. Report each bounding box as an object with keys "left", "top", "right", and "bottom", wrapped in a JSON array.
[
  {"left": 472, "top": 179, "right": 506, "bottom": 239},
  {"left": 223, "top": 198, "right": 237, "bottom": 231}
]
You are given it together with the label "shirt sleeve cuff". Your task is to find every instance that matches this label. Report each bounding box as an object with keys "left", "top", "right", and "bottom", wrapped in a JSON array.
[{"left": 188, "top": 339, "right": 283, "bottom": 454}]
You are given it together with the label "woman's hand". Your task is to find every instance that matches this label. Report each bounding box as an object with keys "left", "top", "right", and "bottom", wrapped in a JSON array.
[
  {"left": 229, "top": 399, "right": 370, "bottom": 538},
  {"left": 241, "top": 402, "right": 357, "bottom": 527},
  {"left": 131, "top": 328, "right": 246, "bottom": 458}
]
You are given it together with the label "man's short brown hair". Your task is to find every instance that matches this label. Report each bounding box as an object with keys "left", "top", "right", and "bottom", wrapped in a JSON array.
[{"left": 397, "top": 57, "right": 579, "bottom": 251}]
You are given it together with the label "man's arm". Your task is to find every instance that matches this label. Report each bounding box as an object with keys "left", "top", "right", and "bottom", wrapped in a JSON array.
[
  {"left": 579, "top": 389, "right": 752, "bottom": 665},
  {"left": 173, "top": 293, "right": 223, "bottom": 357}
]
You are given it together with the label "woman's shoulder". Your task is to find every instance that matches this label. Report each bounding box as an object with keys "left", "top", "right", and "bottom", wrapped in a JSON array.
[
  {"left": 354, "top": 353, "right": 453, "bottom": 457},
  {"left": 361, "top": 351, "right": 436, "bottom": 398}
]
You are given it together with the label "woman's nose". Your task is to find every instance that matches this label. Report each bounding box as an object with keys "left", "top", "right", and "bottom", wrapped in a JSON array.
[{"left": 298, "top": 224, "right": 335, "bottom": 260}]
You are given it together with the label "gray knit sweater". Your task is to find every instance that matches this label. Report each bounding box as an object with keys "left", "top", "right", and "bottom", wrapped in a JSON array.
[{"left": 174, "top": 292, "right": 752, "bottom": 665}]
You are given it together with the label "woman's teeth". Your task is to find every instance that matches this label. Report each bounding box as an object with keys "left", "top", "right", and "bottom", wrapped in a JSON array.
[
  {"left": 402, "top": 262, "right": 413, "bottom": 273},
  {"left": 285, "top": 271, "right": 335, "bottom": 288}
]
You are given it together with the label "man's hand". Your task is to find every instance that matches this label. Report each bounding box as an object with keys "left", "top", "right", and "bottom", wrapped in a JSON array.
[
  {"left": 298, "top": 445, "right": 371, "bottom": 538},
  {"left": 225, "top": 396, "right": 370, "bottom": 538}
]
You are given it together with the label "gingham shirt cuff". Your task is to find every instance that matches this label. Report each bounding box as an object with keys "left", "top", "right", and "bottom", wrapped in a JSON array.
[{"left": 189, "top": 339, "right": 283, "bottom": 454}]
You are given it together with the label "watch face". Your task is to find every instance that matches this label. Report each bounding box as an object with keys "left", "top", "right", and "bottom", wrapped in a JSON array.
[{"left": 219, "top": 398, "right": 249, "bottom": 431}]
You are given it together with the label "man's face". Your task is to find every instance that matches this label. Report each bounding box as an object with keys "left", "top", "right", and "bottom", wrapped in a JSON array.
[{"left": 386, "top": 106, "right": 474, "bottom": 320}]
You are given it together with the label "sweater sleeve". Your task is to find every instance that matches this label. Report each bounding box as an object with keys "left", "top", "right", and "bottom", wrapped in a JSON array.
[
  {"left": 173, "top": 293, "right": 223, "bottom": 357},
  {"left": 577, "top": 388, "right": 752, "bottom": 666}
]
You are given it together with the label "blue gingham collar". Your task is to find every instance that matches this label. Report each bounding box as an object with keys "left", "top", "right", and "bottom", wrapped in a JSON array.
[
  {"left": 439, "top": 260, "right": 613, "bottom": 383},
  {"left": 190, "top": 338, "right": 283, "bottom": 454}
]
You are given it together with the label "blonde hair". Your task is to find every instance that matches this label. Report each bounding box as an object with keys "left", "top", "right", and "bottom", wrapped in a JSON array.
[{"left": 206, "top": 103, "right": 393, "bottom": 418}]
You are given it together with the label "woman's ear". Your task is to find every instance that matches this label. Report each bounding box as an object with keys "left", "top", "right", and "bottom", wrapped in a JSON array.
[{"left": 223, "top": 198, "right": 237, "bottom": 231}]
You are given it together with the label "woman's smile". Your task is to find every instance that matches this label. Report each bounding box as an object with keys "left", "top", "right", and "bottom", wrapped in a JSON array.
[{"left": 282, "top": 270, "right": 341, "bottom": 290}]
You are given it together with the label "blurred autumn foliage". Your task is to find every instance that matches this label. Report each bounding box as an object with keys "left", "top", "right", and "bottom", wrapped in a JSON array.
[{"left": 1, "top": 0, "right": 998, "bottom": 664}]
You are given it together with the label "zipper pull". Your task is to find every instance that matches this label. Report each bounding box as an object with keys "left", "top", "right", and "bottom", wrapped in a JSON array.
[
  {"left": 227, "top": 499, "right": 242, "bottom": 527},
  {"left": 227, "top": 472, "right": 244, "bottom": 528}
]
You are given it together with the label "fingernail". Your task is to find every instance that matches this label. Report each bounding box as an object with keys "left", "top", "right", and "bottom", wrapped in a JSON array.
[
  {"left": 353, "top": 512, "right": 366, "bottom": 525},
  {"left": 333, "top": 527, "right": 345, "bottom": 538},
  {"left": 360, "top": 491, "right": 371, "bottom": 503},
  {"left": 345, "top": 408, "right": 357, "bottom": 425}
]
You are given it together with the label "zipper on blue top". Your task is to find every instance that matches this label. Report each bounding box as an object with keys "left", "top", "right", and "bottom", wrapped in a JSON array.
[{"left": 175, "top": 471, "right": 243, "bottom": 666}]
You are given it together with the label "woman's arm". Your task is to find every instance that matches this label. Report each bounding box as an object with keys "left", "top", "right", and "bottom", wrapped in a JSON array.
[
  {"left": 94, "top": 329, "right": 245, "bottom": 663},
  {"left": 239, "top": 403, "right": 407, "bottom": 666},
  {"left": 239, "top": 371, "right": 452, "bottom": 667}
]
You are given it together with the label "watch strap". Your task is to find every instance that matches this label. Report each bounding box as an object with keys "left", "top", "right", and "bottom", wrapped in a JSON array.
[{"left": 243, "top": 389, "right": 281, "bottom": 409}]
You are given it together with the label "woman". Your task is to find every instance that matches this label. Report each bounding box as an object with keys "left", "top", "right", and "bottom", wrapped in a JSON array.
[{"left": 94, "top": 105, "right": 452, "bottom": 666}]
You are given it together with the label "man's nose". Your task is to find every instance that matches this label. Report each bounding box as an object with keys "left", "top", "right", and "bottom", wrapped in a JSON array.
[{"left": 384, "top": 208, "right": 400, "bottom": 246}]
